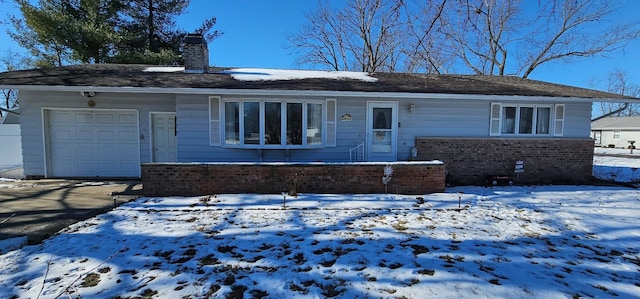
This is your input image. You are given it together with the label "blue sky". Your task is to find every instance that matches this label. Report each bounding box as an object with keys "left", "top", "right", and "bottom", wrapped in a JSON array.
[{"left": 1, "top": 0, "right": 639, "bottom": 93}]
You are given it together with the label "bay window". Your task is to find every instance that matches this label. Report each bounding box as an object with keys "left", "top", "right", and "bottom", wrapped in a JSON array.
[{"left": 220, "top": 99, "right": 326, "bottom": 147}]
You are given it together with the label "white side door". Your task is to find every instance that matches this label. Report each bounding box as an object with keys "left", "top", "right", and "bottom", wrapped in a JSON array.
[
  {"left": 151, "top": 113, "right": 177, "bottom": 162},
  {"left": 366, "top": 101, "right": 398, "bottom": 161}
]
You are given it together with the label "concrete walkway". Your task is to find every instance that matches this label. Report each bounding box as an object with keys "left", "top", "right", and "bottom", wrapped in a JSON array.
[{"left": 0, "top": 179, "right": 142, "bottom": 246}]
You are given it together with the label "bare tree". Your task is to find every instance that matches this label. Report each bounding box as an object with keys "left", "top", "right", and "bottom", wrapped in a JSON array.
[
  {"left": 438, "top": 0, "right": 519, "bottom": 75},
  {"left": 593, "top": 69, "right": 640, "bottom": 118},
  {"left": 0, "top": 49, "right": 27, "bottom": 119},
  {"left": 402, "top": 0, "right": 450, "bottom": 73},
  {"left": 289, "top": 0, "right": 638, "bottom": 76},
  {"left": 439, "top": 0, "right": 640, "bottom": 78},
  {"left": 287, "top": 0, "right": 406, "bottom": 72}
]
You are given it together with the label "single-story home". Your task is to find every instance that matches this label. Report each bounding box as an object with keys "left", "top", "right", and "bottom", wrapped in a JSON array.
[
  {"left": 591, "top": 116, "right": 640, "bottom": 148},
  {"left": 0, "top": 35, "right": 638, "bottom": 193}
]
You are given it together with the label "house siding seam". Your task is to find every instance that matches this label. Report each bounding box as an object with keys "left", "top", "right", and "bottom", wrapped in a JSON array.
[
  {"left": 414, "top": 137, "right": 594, "bottom": 185},
  {"left": 141, "top": 163, "right": 446, "bottom": 196}
]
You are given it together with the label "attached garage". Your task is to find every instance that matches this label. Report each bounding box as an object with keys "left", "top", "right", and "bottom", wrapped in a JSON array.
[{"left": 44, "top": 109, "right": 140, "bottom": 178}]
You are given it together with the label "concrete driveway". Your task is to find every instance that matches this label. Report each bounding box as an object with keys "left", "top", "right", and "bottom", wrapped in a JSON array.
[{"left": 0, "top": 179, "right": 142, "bottom": 248}]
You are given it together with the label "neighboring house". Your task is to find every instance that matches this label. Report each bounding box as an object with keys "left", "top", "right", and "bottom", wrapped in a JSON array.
[
  {"left": 0, "top": 110, "right": 23, "bottom": 178},
  {"left": 1, "top": 111, "right": 19, "bottom": 124},
  {"left": 0, "top": 35, "right": 637, "bottom": 186},
  {"left": 591, "top": 116, "right": 640, "bottom": 148}
]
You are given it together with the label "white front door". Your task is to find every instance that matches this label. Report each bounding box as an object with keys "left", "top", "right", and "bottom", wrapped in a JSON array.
[
  {"left": 151, "top": 113, "right": 177, "bottom": 162},
  {"left": 366, "top": 102, "right": 398, "bottom": 161}
]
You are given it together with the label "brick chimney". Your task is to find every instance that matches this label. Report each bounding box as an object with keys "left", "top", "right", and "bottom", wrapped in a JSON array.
[{"left": 183, "top": 34, "right": 209, "bottom": 73}]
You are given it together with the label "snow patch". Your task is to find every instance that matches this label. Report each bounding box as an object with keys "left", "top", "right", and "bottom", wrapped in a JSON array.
[
  {"left": 142, "top": 66, "right": 185, "bottom": 72},
  {"left": 221, "top": 68, "right": 378, "bottom": 82}
]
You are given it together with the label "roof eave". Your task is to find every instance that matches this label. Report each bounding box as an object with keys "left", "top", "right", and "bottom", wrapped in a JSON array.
[{"left": 2, "top": 84, "right": 638, "bottom": 103}]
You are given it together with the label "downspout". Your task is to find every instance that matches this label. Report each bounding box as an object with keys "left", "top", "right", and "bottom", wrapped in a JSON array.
[{"left": 591, "top": 103, "right": 628, "bottom": 121}]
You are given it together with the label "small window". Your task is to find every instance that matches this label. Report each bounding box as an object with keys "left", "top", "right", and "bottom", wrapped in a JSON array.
[{"left": 614, "top": 130, "right": 621, "bottom": 139}]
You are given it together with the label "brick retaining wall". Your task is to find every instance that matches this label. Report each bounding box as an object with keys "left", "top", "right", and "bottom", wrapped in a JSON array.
[
  {"left": 142, "top": 162, "right": 446, "bottom": 196},
  {"left": 415, "top": 137, "right": 594, "bottom": 185}
]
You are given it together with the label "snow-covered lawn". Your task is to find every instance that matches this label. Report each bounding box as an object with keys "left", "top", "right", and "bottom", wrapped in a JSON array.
[
  {"left": 0, "top": 186, "right": 639, "bottom": 299},
  {"left": 593, "top": 147, "right": 640, "bottom": 183}
]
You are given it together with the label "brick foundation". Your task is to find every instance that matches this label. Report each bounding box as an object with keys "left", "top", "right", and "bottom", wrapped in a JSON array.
[
  {"left": 415, "top": 137, "right": 594, "bottom": 185},
  {"left": 142, "top": 162, "right": 446, "bottom": 196}
]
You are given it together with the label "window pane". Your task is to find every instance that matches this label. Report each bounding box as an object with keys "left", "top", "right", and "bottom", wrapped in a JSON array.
[
  {"left": 519, "top": 107, "right": 533, "bottom": 134},
  {"left": 287, "top": 103, "right": 302, "bottom": 145},
  {"left": 224, "top": 102, "right": 239, "bottom": 144},
  {"left": 536, "top": 107, "right": 550, "bottom": 134},
  {"left": 501, "top": 107, "right": 516, "bottom": 134},
  {"left": 307, "top": 103, "right": 322, "bottom": 145},
  {"left": 244, "top": 102, "right": 260, "bottom": 144},
  {"left": 265, "top": 102, "right": 282, "bottom": 144},
  {"left": 373, "top": 108, "right": 392, "bottom": 129}
]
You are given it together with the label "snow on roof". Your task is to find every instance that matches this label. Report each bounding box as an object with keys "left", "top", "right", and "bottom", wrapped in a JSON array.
[
  {"left": 143, "top": 66, "right": 186, "bottom": 72},
  {"left": 219, "top": 68, "right": 378, "bottom": 82}
]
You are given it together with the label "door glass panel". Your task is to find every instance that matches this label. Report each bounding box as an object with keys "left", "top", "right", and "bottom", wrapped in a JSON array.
[
  {"left": 244, "top": 102, "right": 260, "bottom": 144},
  {"left": 372, "top": 108, "right": 392, "bottom": 153}
]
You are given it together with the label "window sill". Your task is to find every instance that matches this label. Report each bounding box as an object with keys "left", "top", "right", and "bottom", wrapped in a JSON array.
[{"left": 219, "top": 144, "right": 326, "bottom": 150}]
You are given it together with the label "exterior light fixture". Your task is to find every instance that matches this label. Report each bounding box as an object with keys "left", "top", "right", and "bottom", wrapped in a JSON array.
[
  {"left": 80, "top": 91, "right": 95, "bottom": 97},
  {"left": 409, "top": 104, "right": 416, "bottom": 114}
]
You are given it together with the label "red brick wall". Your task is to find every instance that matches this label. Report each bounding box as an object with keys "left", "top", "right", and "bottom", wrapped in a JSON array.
[
  {"left": 415, "top": 137, "right": 594, "bottom": 185},
  {"left": 142, "top": 162, "right": 446, "bottom": 196}
]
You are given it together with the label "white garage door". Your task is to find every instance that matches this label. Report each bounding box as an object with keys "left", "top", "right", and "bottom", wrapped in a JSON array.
[{"left": 46, "top": 109, "right": 140, "bottom": 177}]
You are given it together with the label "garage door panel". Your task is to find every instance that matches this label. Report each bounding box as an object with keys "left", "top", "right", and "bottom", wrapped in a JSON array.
[
  {"left": 77, "top": 162, "right": 96, "bottom": 173},
  {"left": 50, "top": 111, "right": 72, "bottom": 123},
  {"left": 76, "top": 130, "right": 94, "bottom": 141},
  {"left": 97, "top": 113, "right": 115, "bottom": 123},
  {"left": 75, "top": 112, "right": 93, "bottom": 123},
  {"left": 47, "top": 109, "right": 139, "bottom": 177},
  {"left": 118, "top": 130, "right": 137, "bottom": 142},
  {"left": 118, "top": 113, "right": 137, "bottom": 124},
  {"left": 98, "top": 163, "right": 117, "bottom": 174},
  {"left": 97, "top": 130, "right": 115, "bottom": 141},
  {"left": 118, "top": 163, "right": 140, "bottom": 176},
  {"left": 50, "top": 146, "right": 74, "bottom": 158},
  {"left": 50, "top": 129, "right": 73, "bottom": 140},
  {"left": 119, "top": 147, "right": 138, "bottom": 160}
]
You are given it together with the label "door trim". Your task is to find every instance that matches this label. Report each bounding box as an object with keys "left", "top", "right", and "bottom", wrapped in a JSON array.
[{"left": 365, "top": 101, "right": 398, "bottom": 161}]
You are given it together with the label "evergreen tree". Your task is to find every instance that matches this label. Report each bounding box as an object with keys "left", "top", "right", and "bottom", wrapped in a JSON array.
[{"left": 9, "top": 0, "right": 221, "bottom": 66}]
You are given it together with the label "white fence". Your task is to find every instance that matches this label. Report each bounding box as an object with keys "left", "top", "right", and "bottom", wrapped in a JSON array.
[{"left": 0, "top": 124, "right": 23, "bottom": 178}]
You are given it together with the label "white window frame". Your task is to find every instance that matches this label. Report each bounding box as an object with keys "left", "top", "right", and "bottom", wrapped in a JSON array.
[
  {"left": 489, "top": 102, "right": 560, "bottom": 137},
  {"left": 218, "top": 98, "right": 328, "bottom": 149},
  {"left": 613, "top": 130, "right": 621, "bottom": 139}
]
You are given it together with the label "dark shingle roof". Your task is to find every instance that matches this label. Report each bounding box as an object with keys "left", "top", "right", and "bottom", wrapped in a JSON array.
[{"left": 0, "top": 64, "right": 635, "bottom": 100}]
